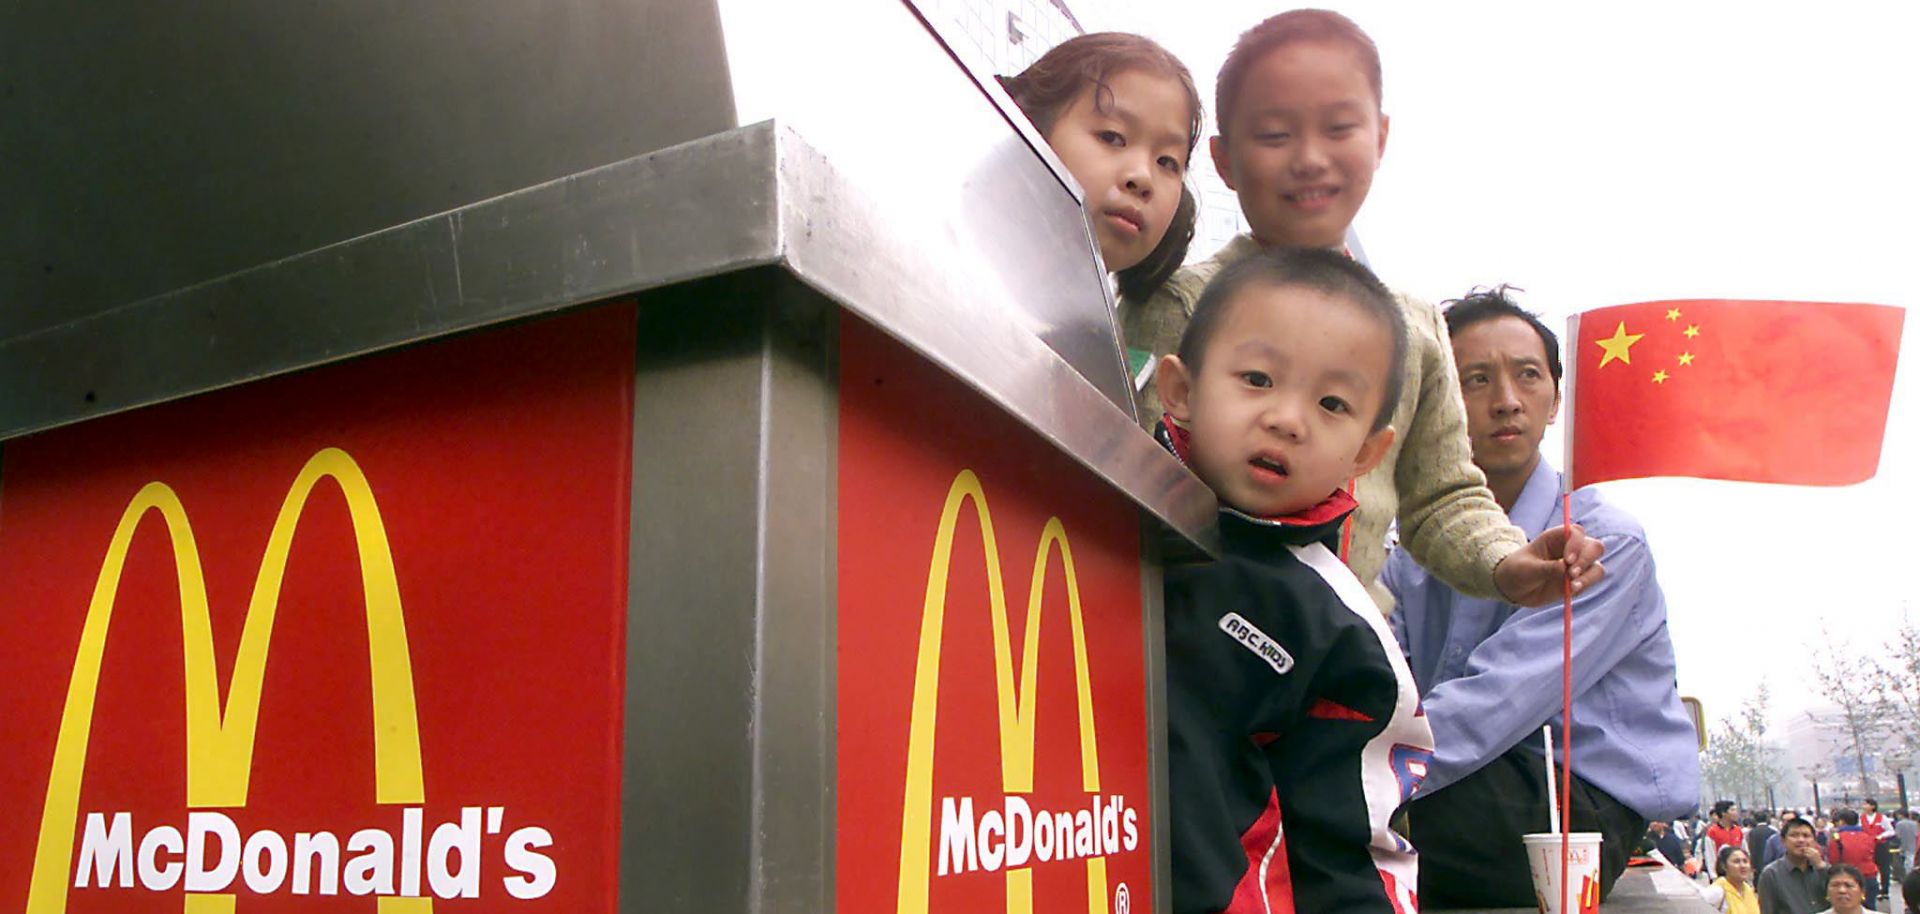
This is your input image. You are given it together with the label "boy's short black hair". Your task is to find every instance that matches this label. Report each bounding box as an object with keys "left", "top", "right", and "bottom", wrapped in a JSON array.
[
  {"left": 1781, "top": 817, "right": 1815, "bottom": 837},
  {"left": 1712, "top": 800, "right": 1736, "bottom": 817},
  {"left": 1440, "top": 284, "right": 1563, "bottom": 387},
  {"left": 1835, "top": 808, "right": 1860, "bottom": 825},
  {"left": 1177, "top": 247, "right": 1407, "bottom": 432}
]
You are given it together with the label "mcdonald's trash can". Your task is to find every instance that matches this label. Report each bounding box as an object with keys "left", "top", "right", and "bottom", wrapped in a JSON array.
[{"left": 0, "top": 3, "right": 1217, "bottom": 913}]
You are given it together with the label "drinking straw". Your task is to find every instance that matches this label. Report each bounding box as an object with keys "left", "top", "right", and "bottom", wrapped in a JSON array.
[{"left": 1543, "top": 724, "right": 1560, "bottom": 834}]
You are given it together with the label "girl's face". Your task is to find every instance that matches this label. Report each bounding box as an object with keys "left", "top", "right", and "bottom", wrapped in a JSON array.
[
  {"left": 1211, "top": 40, "right": 1387, "bottom": 250},
  {"left": 1044, "top": 68, "right": 1192, "bottom": 272},
  {"left": 1725, "top": 850, "right": 1753, "bottom": 883}
]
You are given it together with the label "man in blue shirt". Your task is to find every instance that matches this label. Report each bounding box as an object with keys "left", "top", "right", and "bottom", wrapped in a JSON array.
[{"left": 1383, "top": 287, "right": 1700, "bottom": 908}]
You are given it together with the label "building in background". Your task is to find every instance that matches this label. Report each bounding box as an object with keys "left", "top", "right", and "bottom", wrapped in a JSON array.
[{"left": 1779, "top": 709, "right": 1917, "bottom": 811}]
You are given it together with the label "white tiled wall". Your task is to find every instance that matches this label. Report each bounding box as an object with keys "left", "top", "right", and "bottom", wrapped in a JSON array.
[{"left": 916, "top": 0, "right": 1081, "bottom": 76}]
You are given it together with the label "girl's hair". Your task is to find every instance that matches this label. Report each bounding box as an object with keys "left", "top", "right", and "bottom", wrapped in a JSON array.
[
  {"left": 998, "top": 32, "right": 1202, "bottom": 298},
  {"left": 1215, "top": 9, "right": 1383, "bottom": 135}
]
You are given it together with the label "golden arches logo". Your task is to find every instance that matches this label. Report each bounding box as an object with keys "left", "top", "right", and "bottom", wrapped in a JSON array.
[
  {"left": 895, "top": 469, "right": 1110, "bottom": 914},
  {"left": 27, "top": 447, "right": 431, "bottom": 914}
]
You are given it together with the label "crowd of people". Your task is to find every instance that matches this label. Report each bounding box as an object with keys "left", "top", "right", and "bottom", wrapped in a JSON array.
[{"left": 1642, "top": 800, "right": 1920, "bottom": 913}]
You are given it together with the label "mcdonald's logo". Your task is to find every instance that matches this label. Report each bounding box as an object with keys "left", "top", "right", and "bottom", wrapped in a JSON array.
[
  {"left": 25, "top": 448, "right": 556, "bottom": 913},
  {"left": 894, "top": 470, "right": 1139, "bottom": 914}
]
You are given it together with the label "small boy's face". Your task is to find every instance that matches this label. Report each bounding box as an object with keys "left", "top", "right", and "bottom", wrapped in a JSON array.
[{"left": 1157, "top": 284, "right": 1395, "bottom": 516}]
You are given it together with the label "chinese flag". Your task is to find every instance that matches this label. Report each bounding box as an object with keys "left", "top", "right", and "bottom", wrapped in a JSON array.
[{"left": 1567, "top": 299, "right": 1904, "bottom": 488}]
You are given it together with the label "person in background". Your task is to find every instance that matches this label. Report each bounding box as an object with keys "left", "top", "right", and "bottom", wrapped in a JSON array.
[
  {"left": 1819, "top": 863, "right": 1871, "bottom": 914},
  {"left": 1758, "top": 817, "right": 1828, "bottom": 914},
  {"left": 1901, "top": 866, "right": 1920, "bottom": 912},
  {"left": 1751, "top": 811, "right": 1780, "bottom": 877},
  {"left": 1894, "top": 811, "right": 1917, "bottom": 891},
  {"left": 1649, "top": 820, "right": 1698, "bottom": 874},
  {"left": 1386, "top": 289, "right": 1696, "bottom": 907},
  {"left": 1828, "top": 809, "right": 1881, "bottom": 907},
  {"left": 1703, "top": 845, "right": 1762, "bottom": 914},
  {"left": 1709, "top": 801, "right": 1749, "bottom": 879},
  {"left": 1860, "top": 799, "right": 1894, "bottom": 902},
  {"left": 1766, "top": 811, "right": 1803, "bottom": 872}
]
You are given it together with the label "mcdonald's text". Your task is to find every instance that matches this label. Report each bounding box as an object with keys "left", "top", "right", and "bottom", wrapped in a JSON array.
[
  {"left": 935, "top": 794, "right": 1138, "bottom": 877},
  {"left": 70, "top": 806, "right": 555, "bottom": 900}
]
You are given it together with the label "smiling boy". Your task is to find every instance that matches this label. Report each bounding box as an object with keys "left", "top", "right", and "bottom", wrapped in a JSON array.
[{"left": 1154, "top": 248, "right": 1432, "bottom": 914}]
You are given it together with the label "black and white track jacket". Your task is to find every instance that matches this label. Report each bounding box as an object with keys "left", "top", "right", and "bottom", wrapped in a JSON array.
[{"left": 1160, "top": 422, "right": 1434, "bottom": 914}]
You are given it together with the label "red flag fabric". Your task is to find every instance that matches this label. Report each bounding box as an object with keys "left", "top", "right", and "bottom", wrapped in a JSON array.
[{"left": 1567, "top": 299, "right": 1904, "bottom": 488}]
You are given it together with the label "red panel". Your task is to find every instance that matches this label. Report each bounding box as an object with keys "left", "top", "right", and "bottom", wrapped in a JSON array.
[
  {"left": 0, "top": 303, "right": 636, "bottom": 912},
  {"left": 837, "top": 316, "right": 1151, "bottom": 914}
]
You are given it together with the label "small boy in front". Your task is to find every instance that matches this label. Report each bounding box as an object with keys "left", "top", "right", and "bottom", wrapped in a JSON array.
[{"left": 1155, "top": 247, "right": 1432, "bottom": 914}]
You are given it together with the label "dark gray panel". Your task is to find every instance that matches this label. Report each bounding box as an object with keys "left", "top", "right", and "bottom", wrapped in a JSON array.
[
  {"left": 747, "top": 281, "right": 838, "bottom": 914},
  {"left": 1, "top": 0, "right": 736, "bottom": 338},
  {"left": 0, "top": 125, "right": 779, "bottom": 439},
  {"left": 621, "top": 272, "right": 839, "bottom": 913},
  {"left": 624, "top": 279, "right": 768, "bottom": 913}
]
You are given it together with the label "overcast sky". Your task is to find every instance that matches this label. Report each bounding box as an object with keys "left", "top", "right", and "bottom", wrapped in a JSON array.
[{"left": 1096, "top": 1, "right": 1920, "bottom": 737}]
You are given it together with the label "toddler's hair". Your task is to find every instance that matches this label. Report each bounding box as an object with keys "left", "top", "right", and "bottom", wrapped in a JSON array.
[
  {"left": 998, "top": 33, "right": 1202, "bottom": 299},
  {"left": 1216, "top": 9, "right": 1382, "bottom": 135},
  {"left": 1441, "top": 284, "right": 1563, "bottom": 386},
  {"left": 1178, "top": 248, "right": 1407, "bottom": 432}
]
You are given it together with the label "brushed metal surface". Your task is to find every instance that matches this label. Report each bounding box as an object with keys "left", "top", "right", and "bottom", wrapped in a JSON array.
[
  {"left": 717, "top": 0, "right": 1136, "bottom": 407},
  {"left": 2, "top": 0, "right": 737, "bottom": 340},
  {"left": 0, "top": 126, "right": 782, "bottom": 438},
  {"left": 2, "top": 120, "right": 1218, "bottom": 551}
]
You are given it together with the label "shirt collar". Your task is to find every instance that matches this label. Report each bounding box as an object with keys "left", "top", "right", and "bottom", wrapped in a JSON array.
[
  {"left": 1508, "top": 455, "right": 1567, "bottom": 538},
  {"left": 1156, "top": 417, "right": 1357, "bottom": 549}
]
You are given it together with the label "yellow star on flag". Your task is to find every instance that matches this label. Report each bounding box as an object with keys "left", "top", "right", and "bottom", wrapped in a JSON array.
[
  {"left": 1678, "top": 352, "right": 1695, "bottom": 366},
  {"left": 1652, "top": 369, "right": 1669, "bottom": 384},
  {"left": 1684, "top": 324, "right": 1701, "bottom": 338},
  {"left": 1665, "top": 308, "right": 1682, "bottom": 321},
  {"left": 1594, "top": 321, "right": 1645, "bottom": 368}
]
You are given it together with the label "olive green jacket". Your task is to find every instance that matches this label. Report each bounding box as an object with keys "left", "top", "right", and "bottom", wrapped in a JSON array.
[{"left": 1118, "top": 234, "right": 1527, "bottom": 611}]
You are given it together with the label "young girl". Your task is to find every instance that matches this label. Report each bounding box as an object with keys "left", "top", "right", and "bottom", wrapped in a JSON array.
[
  {"left": 999, "top": 33, "right": 1201, "bottom": 303},
  {"left": 1703, "top": 846, "right": 1760, "bottom": 914},
  {"left": 1120, "top": 9, "right": 1595, "bottom": 613}
]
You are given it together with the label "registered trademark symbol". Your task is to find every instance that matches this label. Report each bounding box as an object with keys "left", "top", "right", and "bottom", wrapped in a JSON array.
[{"left": 1113, "top": 882, "right": 1131, "bottom": 914}]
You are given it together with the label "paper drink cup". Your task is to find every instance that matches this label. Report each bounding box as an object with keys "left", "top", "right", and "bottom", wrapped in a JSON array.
[{"left": 1521, "top": 832, "right": 1602, "bottom": 914}]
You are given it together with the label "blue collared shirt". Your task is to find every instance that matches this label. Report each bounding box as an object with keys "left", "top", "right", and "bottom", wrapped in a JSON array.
[{"left": 1383, "top": 457, "right": 1699, "bottom": 820}]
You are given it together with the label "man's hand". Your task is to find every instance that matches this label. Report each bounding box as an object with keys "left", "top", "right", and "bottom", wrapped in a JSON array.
[{"left": 1492, "top": 523, "right": 1606, "bottom": 607}]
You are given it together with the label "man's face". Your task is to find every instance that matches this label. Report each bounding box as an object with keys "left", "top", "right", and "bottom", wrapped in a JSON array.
[
  {"left": 1721, "top": 806, "right": 1739, "bottom": 825},
  {"left": 1784, "top": 824, "right": 1819, "bottom": 863},
  {"left": 1450, "top": 315, "right": 1559, "bottom": 483}
]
